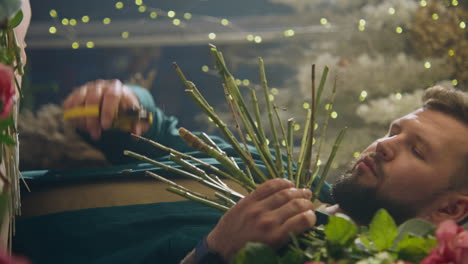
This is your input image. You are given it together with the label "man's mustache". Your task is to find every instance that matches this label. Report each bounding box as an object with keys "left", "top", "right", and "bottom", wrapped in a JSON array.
[{"left": 350, "top": 152, "right": 384, "bottom": 179}]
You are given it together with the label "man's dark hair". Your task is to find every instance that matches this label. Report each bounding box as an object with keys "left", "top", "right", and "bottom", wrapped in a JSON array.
[
  {"left": 423, "top": 85, "right": 468, "bottom": 189},
  {"left": 423, "top": 85, "right": 468, "bottom": 125}
]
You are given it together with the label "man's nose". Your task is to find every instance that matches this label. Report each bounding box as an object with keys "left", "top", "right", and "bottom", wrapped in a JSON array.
[{"left": 375, "top": 137, "right": 396, "bottom": 161}]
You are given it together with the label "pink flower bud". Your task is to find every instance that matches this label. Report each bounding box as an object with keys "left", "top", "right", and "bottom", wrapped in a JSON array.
[{"left": 0, "top": 63, "right": 16, "bottom": 119}]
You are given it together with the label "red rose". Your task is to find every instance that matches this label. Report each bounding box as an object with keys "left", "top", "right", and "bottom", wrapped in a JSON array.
[
  {"left": 0, "top": 63, "right": 16, "bottom": 119},
  {"left": 421, "top": 220, "right": 468, "bottom": 264}
]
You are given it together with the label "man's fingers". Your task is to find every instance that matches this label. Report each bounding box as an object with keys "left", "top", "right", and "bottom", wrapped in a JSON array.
[
  {"left": 280, "top": 210, "right": 316, "bottom": 239},
  {"left": 248, "top": 179, "right": 294, "bottom": 203},
  {"left": 64, "top": 86, "right": 88, "bottom": 130},
  {"left": 101, "top": 80, "right": 123, "bottom": 129},
  {"left": 271, "top": 198, "right": 315, "bottom": 225},
  {"left": 260, "top": 188, "right": 312, "bottom": 210},
  {"left": 84, "top": 83, "right": 103, "bottom": 140}
]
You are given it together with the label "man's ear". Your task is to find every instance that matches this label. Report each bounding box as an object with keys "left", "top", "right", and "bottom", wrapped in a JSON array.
[{"left": 429, "top": 194, "right": 468, "bottom": 224}]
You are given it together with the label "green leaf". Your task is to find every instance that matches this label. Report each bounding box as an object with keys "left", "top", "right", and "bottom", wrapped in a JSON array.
[
  {"left": 8, "top": 10, "right": 22, "bottom": 28},
  {"left": 396, "top": 234, "right": 437, "bottom": 263},
  {"left": 0, "top": 116, "right": 14, "bottom": 130},
  {"left": 395, "top": 218, "right": 435, "bottom": 244},
  {"left": 231, "top": 242, "right": 279, "bottom": 264},
  {"left": 0, "top": 133, "right": 16, "bottom": 145},
  {"left": 369, "top": 209, "right": 398, "bottom": 251},
  {"left": 278, "top": 248, "right": 306, "bottom": 264},
  {"left": 324, "top": 215, "right": 358, "bottom": 246}
]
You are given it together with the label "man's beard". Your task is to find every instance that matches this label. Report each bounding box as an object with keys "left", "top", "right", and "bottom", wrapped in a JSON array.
[{"left": 330, "top": 157, "right": 419, "bottom": 225}]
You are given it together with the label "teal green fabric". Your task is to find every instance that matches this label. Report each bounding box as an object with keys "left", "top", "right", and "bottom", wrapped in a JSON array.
[
  {"left": 14, "top": 201, "right": 222, "bottom": 264},
  {"left": 14, "top": 85, "right": 333, "bottom": 263}
]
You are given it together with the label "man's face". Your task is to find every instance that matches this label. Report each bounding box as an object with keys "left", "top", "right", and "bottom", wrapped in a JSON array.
[{"left": 332, "top": 108, "right": 468, "bottom": 224}]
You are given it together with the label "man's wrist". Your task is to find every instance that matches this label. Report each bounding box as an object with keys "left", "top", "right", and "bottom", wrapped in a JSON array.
[{"left": 194, "top": 236, "right": 225, "bottom": 264}]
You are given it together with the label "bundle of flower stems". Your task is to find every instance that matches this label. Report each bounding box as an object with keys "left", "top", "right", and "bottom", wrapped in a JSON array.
[{"left": 124, "top": 44, "right": 346, "bottom": 249}]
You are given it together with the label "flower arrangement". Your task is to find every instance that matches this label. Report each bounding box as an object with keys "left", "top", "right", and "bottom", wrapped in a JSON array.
[{"left": 0, "top": 0, "right": 26, "bottom": 250}]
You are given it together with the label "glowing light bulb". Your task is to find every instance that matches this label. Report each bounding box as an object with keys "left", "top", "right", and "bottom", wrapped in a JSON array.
[
  {"left": 49, "top": 26, "right": 57, "bottom": 34},
  {"left": 115, "top": 2, "right": 124, "bottom": 9},
  {"left": 49, "top": 9, "right": 57, "bottom": 18},
  {"left": 283, "top": 29, "right": 295, "bottom": 37}
]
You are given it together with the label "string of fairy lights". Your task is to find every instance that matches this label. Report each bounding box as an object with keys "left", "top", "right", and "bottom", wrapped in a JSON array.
[{"left": 44, "top": 0, "right": 465, "bottom": 166}]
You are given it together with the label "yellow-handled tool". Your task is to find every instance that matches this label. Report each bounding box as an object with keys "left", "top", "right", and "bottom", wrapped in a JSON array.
[{"left": 63, "top": 105, "right": 153, "bottom": 132}]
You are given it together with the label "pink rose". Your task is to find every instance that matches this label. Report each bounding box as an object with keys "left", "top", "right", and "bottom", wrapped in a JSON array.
[
  {"left": 0, "top": 64, "right": 16, "bottom": 119},
  {"left": 421, "top": 220, "right": 468, "bottom": 264}
]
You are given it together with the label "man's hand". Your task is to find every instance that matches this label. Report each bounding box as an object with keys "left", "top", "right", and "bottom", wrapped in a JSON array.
[
  {"left": 63, "top": 79, "right": 149, "bottom": 140},
  {"left": 206, "top": 178, "right": 316, "bottom": 261}
]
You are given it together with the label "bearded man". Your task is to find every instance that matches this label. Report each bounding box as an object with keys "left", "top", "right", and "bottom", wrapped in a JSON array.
[{"left": 179, "top": 85, "right": 468, "bottom": 263}]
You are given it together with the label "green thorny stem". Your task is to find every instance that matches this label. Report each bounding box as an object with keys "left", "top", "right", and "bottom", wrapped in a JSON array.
[
  {"left": 131, "top": 133, "right": 253, "bottom": 192},
  {"left": 209, "top": 47, "right": 278, "bottom": 180},
  {"left": 124, "top": 150, "right": 244, "bottom": 201},
  {"left": 307, "top": 76, "right": 338, "bottom": 188},
  {"left": 173, "top": 62, "right": 268, "bottom": 183},
  {"left": 258, "top": 58, "right": 284, "bottom": 177},
  {"left": 127, "top": 45, "right": 346, "bottom": 211}
]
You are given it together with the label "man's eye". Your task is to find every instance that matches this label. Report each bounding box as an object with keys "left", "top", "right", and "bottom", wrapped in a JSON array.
[{"left": 412, "top": 147, "right": 424, "bottom": 160}]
